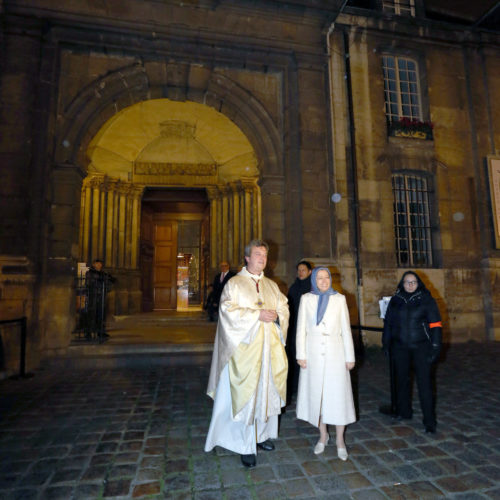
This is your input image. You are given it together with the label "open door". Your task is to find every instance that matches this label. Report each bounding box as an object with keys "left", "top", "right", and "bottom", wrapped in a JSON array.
[{"left": 154, "top": 219, "right": 178, "bottom": 310}]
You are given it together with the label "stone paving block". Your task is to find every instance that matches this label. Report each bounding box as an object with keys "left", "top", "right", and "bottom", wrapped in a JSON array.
[
  {"left": 3, "top": 488, "right": 39, "bottom": 500},
  {"left": 102, "top": 431, "right": 122, "bottom": 441},
  {"left": 20, "top": 470, "right": 52, "bottom": 486},
  {"left": 249, "top": 465, "right": 276, "bottom": 483},
  {"left": 131, "top": 480, "right": 161, "bottom": 497},
  {"left": 351, "top": 488, "right": 387, "bottom": 500},
  {"left": 413, "top": 459, "right": 448, "bottom": 478},
  {"left": 136, "top": 467, "right": 163, "bottom": 481},
  {"left": 59, "top": 456, "right": 89, "bottom": 469},
  {"left": 311, "top": 473, "right": 349, "bottom": 495},
  {"left": 476, "top": 464, "right": 500, "bottom": 481},
  {"left": 326, "top": 457, "right": 358, "bottom": 475},
  {"left": 253, "top": 480, "right": 287, "bottom": 499},
  {"left": 274, "top": 463, "right": 304, "bottom": 480},
  {"left": 438, "top": 457, "right": 472, "bottom": 475},
  {"left": 163, "top": 471, "right": 191, "bottom": 491},
  {"left": 351, "top": 454, "right": 382, "bottom": 468},
  {"left": 341, "top": 471, "right": 373, "bottom": 489},
  {"left": 364, "top": 465, "right": 401, "bottom": 486},
  {"left": 282, "top": 476, "right": 316, "bottom": 497},
  {"left": 363, "top": 439, "right": 390, "bottom": 453},
  {"left": 49, "top": 467, "right": 82, "bottom": 483},
  {"left": 455, "top": 449, "right": 490, "bottom": 466},
  {"left": 484, "top": 487, "right": 500, "bottom": 499},
  {"left": 194, "top": 490, "right": 225, "bottom": 499},
  {"left": 90, "top": 453, "right": 114, "bottom": 466},
  {"left": 458, "top": 472, "right": 494, "bottom": 490},
  {"left": 119, "top": 440, "right": 143, "bottom": 452},
  {"left": 220, "top": 467, "right": 247, "bottom": 487},
  {"left": 103, "top": 477, "right": 132, "bottom": 497},
  {"left": 192, "top": 456, "right": 218, "bottom": 473},
  {"left": 436, "top": 475, "right": 473, "bottom": 493},
  {"left": 383, "top": 480, "right": 446, "bottom": 498},
  {"left": 81, "top": 464, "right": 108, "bottom": 481},
  {"left": 193, "top": 471, "right": 222, "bottom": 491},
  {"left": 386, "top": 438, "right": 409, "bottom": 450},
  {"left": 96, "top": 441, "right": 119, "bottom": 453},
  {"left": 223, "top": 485, "right": 254, "bottom": 500},
  {"left": 378, "top": 450, "right": 405, "bottom": 466},
  {"left": 42, "top": 485, "right": 75, "bottom": 499},
  {"left": 416, "top": 444, "right": 449, "bottom": 458},
  {"left": 108, "top": 463, "right": 138, "bottom": 479},
  {"left": 300, "top": 460, "right": 330, "bottom": 476},
  {"left": 115, "top": 452, "right": 140, "bottom": 464},
  {"left": 218, "top": 454, "right": 241, "bottom": 470},
  {"left": 397, "top": 447, "right": 427, "bottom": 462},
  {"left": 393, "top": 464, "right": 422, "bottom": 482}
]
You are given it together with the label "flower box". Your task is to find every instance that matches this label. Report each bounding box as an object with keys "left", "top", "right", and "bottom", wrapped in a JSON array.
[{"left": 388, "top": 118, "right": 433, "bottom": 140}]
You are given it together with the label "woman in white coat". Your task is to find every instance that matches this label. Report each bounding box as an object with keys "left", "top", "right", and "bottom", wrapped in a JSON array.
[{"left": 296, "top": 267, "right": 356, "bottom": 460}]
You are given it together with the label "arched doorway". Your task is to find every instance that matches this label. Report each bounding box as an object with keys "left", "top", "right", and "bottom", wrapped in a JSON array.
[{"left": 79, "top": 99, "right": 262, "bottom": 314}]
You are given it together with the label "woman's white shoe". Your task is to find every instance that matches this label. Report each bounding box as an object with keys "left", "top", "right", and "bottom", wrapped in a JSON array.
[
  {"left": 337, "top": 447, "right": 348, "bottom": 461},
  {"left": 314, "top": 436, "right": 329, "bottom": 455}
]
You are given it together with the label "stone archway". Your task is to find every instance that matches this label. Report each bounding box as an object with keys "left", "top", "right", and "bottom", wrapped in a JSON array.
[{"left": 80, "top": 99, "right": 262, "bottom": 313}]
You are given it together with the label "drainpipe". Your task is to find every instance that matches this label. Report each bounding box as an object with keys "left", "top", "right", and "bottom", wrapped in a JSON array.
[{"left": 326, "top": 5, "right": 364, "bottom": 344}]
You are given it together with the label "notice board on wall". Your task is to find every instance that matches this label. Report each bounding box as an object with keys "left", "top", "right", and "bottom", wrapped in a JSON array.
[{"left": 487, "top": 156, "right": 500, "bottom": 249}]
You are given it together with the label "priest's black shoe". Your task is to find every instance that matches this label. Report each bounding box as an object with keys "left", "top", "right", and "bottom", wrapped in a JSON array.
[
  {"left": 257, "top": 439, "right": 275, "bottom": 451},
  {"left": 240, "top": 454, "right": 256, "bottom": 468},
  {"left": 425, "top": 425, "right": 436, "bottom": 434}
]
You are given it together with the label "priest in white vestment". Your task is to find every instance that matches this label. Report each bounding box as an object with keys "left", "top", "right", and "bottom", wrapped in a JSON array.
[{"left": 204, "top": 239, "right": 289, "bottom": 467}]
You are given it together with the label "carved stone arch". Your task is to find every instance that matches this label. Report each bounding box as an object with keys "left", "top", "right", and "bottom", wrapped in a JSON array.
[
  {"left": 201, "top": 71, "right": 283, "bottom": 178},
  {"left": 56, "top": 62, "right": 283, "bottom": 181},
  {"left": 55, "top": 63, "right": 149, "bottom": 166}
]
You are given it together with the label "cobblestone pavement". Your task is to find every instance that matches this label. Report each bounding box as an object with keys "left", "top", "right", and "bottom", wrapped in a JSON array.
[{"left": 0, "top": 341, "right": 499, "bottom": 499}]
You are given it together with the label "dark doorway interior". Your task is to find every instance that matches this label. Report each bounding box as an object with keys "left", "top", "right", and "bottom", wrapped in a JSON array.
[{"left": 140, "top": 188, "right": 209, "bottom": 312}]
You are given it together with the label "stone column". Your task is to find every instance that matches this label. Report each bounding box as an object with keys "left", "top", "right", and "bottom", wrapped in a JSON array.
[
  {"left": 207, "top": 187, "right": 219, "bottom": 269},
  {"left": 229, "top": 182, "right": 240, "bottom": 266}
]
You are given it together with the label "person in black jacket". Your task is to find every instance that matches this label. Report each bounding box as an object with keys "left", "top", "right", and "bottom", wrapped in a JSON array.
[
  {"left": 382, "top": 271, "right": 442, "bottom": 433},
  {"left": 286, "top": 260, "right": 312, "bottom": 404},
  {"left": 207, "top": 261, "right": 236, "bottom": 321}
]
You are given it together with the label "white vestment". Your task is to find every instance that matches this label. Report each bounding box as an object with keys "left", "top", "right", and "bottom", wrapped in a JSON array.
[{"left": 204, "top": 267, "right": 289, "bottom": 454}]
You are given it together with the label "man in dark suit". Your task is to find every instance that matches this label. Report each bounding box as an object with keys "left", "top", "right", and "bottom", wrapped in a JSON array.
[{"left": 208, "top": 261, "right": 235, "bottom": 321}]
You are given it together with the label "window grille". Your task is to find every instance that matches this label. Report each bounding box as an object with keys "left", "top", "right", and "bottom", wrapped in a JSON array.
[
  {"left": 382, "top": 0, "right": 415, "bottom": 16},
  {"left": 383, "top": 55, "right": 421, "bottom": 122},
  {"left": 392, "top": 173, "right": 433, "bottom": 267}
]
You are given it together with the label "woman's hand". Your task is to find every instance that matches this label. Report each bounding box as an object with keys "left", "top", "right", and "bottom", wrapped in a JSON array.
[
  {"left": 297, "top": 359, "right": 307, "bottom": 369},
  {"left": 346, "top": 362, "right": 355, "bottom": 371}
]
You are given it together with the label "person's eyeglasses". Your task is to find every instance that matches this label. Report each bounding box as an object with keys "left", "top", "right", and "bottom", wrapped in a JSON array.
[{"left": 404, "top": 280, "right": 417, "bottom": 285}]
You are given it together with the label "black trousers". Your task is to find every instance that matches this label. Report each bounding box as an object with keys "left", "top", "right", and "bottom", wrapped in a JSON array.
[
  {"left": 392, "top": 342, "right": 436, "bottom": 428},
  {"left": 285, "top": 334, "right": 299, "bottom": 404}
]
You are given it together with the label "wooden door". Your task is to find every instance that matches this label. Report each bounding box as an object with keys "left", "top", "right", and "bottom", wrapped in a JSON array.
[
  {"left": 154, "top": 220, "right": 178, "bottom": 310},
  {"left": 140, "top": 206, "right": 155, "bottom": 311}
]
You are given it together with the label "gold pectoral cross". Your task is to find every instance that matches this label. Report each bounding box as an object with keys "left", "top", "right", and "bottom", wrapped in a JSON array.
[{"left": 255, "top": 299, "right": 264, "bottom": 308}]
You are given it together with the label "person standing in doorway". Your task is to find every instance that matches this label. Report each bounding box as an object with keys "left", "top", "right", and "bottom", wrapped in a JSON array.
[
  {"left": 85, "top": 259, "right": 115, "bottom": 341},
  {"left": 207, "top": 261, "right": 236, "bottom": 321},
  {"left": 205, "top": 240, "right": 289, "bottom": 468},
  {"left": 286, "top": 260, "right": 313, "bottom": 404}
]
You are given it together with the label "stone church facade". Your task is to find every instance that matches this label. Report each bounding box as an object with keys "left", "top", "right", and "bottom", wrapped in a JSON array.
[{"left": 0, "top": 0, "right": 499, "bottom": 372}]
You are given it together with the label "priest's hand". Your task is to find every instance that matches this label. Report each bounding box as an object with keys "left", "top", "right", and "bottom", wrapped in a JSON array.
[
  {"left": 346, "top": 362, "right": 355, "bottom": 370},
  {"left": 259, "top": 309, "right": 278, "bottom": 322},
  {"left": 297, "top": 359, "right": 307, "bottom": 369}
]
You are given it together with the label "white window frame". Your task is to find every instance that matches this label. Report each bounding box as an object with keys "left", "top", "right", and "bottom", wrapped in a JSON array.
[
  {"left": 382, "top": 0, "right": 415, "bottom": 16},
  {"left": 383, "top": 55, "right": 422, "bottom": 123},
  {"left": 392, "top": 173, "right": 433, "bottom": 267}
]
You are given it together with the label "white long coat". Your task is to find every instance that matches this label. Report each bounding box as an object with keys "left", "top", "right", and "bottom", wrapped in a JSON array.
[{"left": 295, "top": 292, "right": 356, "bottom": 427}]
